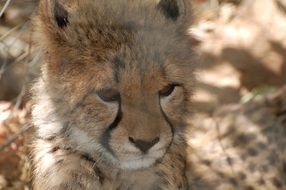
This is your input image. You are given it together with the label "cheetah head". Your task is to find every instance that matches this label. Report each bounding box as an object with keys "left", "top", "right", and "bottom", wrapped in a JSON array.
[{"left": 34, "top": 0, "right": 194, "bottom": 170}]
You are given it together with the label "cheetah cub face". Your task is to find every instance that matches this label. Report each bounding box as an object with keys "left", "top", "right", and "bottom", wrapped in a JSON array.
[{"left": 34, "top": 0, "right": 194, "bottom": 170}]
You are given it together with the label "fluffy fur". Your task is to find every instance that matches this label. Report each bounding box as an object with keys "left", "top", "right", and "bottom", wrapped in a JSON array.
[{"left": 31, "top": 0, "right": 195, "bottom": 189}]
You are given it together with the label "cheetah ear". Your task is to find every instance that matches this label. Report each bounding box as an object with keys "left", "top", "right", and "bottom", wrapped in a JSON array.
[
  {"left": 53, "top": 1, "right": 69, "bottom": 28},
  {"left": 157, "top": 0, "right": 190, "bottom": 22},
  {"left": 39, "top": 0, "right": 70, "bottom": 29}
]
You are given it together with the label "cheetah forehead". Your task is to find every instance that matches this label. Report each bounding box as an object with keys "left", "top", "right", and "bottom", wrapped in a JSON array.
[
  {"left": 36, "top": 0, "right": 192, "bottom": 52},
  {"left": 39, "top": 0, "right": 190, "bottom": 27}
]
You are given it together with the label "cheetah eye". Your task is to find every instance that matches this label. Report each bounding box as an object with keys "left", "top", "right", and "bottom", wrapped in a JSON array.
[
  {"left": 97, "top": 88, "right": 120, "bottom": 102},
  {"left": 159, "top": 84, "right": 177, "bottom": 97}
]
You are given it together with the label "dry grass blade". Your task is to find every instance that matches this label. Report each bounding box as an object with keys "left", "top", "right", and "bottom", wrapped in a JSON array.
[
  {"left": 0, "top": 0, "right": 12, "bottom": 18},
  {"left": 0, "top": 124, "right": 32, "bottom": 152},
  {"left": 0, "top": 55, "right": 8, "bottom": 80},
  {"left": 0, "top": 24, "right": 22, "bottom": 41}
]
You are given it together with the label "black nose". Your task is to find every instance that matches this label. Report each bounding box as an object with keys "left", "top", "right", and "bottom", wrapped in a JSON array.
[{"left": 129, "top": 137, "right": 160, "bottom": 153}]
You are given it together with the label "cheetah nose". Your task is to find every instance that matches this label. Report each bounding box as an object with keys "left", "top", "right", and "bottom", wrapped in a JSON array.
[{"left": 129, "top": 137, "right": 160, "bottom": 153}]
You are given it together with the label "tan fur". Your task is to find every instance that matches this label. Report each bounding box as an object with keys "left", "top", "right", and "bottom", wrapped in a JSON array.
[{"left": 31, "top": 0, "right": 195, "bottom": 189}]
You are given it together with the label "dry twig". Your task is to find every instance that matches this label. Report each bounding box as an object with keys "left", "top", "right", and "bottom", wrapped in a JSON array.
[
  {"left": 0, "top": 0, "right": 12, "bottom": 18},
  {"left": 0, "top": 124, "right": 32, "bottom": 152}
]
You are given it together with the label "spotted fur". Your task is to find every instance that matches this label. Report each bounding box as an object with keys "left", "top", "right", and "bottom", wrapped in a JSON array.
[{"left": 31, "top": 0, "right": 195, "bottom": 189}]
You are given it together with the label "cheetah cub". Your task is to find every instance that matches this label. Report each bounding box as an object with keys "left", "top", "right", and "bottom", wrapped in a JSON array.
[{"left": 31, "top": 0, "right": 195, "bottom": 189}]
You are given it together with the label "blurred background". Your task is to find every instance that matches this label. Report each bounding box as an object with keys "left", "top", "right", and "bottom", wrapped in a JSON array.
[{"left": 0, "top": 0, "right": 285, "bottom": 189}]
